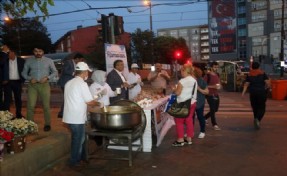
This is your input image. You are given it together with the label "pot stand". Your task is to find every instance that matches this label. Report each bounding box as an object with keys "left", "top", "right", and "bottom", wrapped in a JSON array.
[{"left": 86, "top": 127, "right": 143, "bottom": 167}]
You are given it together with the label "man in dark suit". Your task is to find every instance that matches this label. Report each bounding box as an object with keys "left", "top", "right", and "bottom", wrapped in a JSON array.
[
  {"left": 3, "top": 49, "right": 26, "bottom": 118},
  {"left": 57, "top": 53, "right": 84, "bottom": 118},
  {"left": 0, "top": 45, "right": 10, "bottom": 111},
  {"left": 106, "top": 59, "right": 130, "bottom": 104}
]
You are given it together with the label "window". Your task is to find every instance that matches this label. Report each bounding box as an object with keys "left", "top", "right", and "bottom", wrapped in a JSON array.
[
  {"left": 239, "top": 50, "right": 247, "bottom": 59},
  {"left": 252, "top": 11, "right": 267, "bottom": 22},
  {"left": 238, "top": 29, "right": 246, "bottom": 37},
  {"left": 191, "top": 29, "right": 198, "bottom": 34},
  {"left": 270, "top": 0, "right": 281, "bottom": 5},
  {"left": 252, "top": 37, "right": 263, "bottom": 46},
  {"left": 238, "top": 18, "right": 246, "bottom": 25},
  {"left": 192, "top": 36, "right": 199, "bottom": 40},
  {"left": 252, "top": 1, "right": 267, "bottom": 10},
  {"left": 273, "top": 36, "right": 279, "bottom": 41},
  {"left": 179, "top": 29, "right": 188, "bottom": 37},
  {"left": 238, "top": 6, "right": 246, "bottom": 14},
  {"left": 158, "top": 31, "right": 167, "bottom": 36},
  {"left": 239, "top": 39, "right": 246, "bottom": 47},
  {"left": 169, "top": 30, "right": 178, "bottom": 38},
  {"left": 274, "top": 21, "right": 281, "bottom": 31}
]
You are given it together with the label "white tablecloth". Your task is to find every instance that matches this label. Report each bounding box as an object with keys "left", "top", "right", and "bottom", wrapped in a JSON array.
[{"left": 109, "top": 97, "right": 174, "bottom": 152}]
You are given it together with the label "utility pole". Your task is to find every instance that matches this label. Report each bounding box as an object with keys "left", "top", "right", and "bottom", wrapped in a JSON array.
[{"left": 280, "top": 0, "right": 285, "bottom": 77}]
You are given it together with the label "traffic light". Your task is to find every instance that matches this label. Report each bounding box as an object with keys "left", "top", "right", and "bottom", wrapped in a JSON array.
[
  {"left": 114, "top": 16, "right": 124, "bottom": 35},
  {"left": 97, "top": 14, "right": 109, "bottom": 43},
  {"left": 174, "top": 50, "right": 182, "bottom": 60}
]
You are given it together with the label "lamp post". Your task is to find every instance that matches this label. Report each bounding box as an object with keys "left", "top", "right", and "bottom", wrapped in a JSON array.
[
  {"left": 144, "top": 0, "right": 154, "bottom": 69},
  {"left": 280, "top": 0, "right": 285, "bottom": 77}
]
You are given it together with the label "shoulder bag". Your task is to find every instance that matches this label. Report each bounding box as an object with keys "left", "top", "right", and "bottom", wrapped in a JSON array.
[{"left": 167, "top": 83, "right": 196, "bottom": 118}]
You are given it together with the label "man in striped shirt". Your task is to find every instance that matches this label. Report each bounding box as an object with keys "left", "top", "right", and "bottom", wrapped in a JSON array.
[{"left": 22, "top": 47, "right": 58, "bottom": 132}]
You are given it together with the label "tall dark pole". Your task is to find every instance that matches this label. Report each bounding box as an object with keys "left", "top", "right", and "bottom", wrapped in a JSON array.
[
  {"left": 280, "top": 0, "right": 285, "bottom": 77},
  {"left": 149, "top": 1, "right": 154, "bottom": 66}
]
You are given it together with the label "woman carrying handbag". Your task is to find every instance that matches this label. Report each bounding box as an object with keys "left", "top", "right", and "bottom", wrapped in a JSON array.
[{"left": 171, "top": 63, "right": 197, "bottom": 147}]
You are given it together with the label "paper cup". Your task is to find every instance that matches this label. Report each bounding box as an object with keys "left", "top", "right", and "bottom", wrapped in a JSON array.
[{"left": 116, "top": 87, "right": 121, "bottom": 94}]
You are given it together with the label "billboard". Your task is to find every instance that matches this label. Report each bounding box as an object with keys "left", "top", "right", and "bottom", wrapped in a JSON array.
[
  {"left": 209, "top": 0, "right": 237, "bottom": 54},
  {"left": 105, "top": 43, "right": 129, "bottom": 77}
]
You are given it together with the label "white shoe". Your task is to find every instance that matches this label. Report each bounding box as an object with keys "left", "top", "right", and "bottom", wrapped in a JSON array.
[
  {"left": 198, "top": 132, "right": 205, "bottom": 139},
  {"left": 213, "top": 125, "right": 221, "bottom": 131}
]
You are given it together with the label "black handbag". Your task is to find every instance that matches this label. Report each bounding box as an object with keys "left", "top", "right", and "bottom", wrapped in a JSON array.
[
  {"left": 167, "top": 83, "right": 196, "bottom": 118},
  {"left": 167, "top": 99, "right": 191, "bottom": 118}
]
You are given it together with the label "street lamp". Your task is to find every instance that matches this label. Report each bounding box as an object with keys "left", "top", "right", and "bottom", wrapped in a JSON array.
[
  {"left": 144, "top": 0, "right": 153, "bottom": 32},
  {"left": 144, "top": 0, "right": 154, "bottom": 70}
]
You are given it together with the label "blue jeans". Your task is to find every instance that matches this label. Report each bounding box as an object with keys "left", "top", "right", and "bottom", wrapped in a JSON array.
[
  {"left": 195, "top": 104, "right": 206, "bottom": 133},
  {"left": 68, "top": 124, "right": 87, "bottom": 166}
]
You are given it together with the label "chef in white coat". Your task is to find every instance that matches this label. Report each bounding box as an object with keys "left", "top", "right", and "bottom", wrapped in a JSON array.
[{"left": 127, "top": 63, "right": 143, "bottom": 100}]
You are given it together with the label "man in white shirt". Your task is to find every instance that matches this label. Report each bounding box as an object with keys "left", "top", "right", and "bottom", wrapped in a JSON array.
[
  {"left": 3, "top": 49, "right": 25, "bottom": 118},
  {"left": 127, "top": 63, "right": 143, "bottom": 100},
  {"left": 62, "top": 62, "right": 100, "bottom": 168}
]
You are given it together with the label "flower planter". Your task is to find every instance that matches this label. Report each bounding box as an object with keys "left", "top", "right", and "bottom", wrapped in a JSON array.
[
  {"left": 0, "top": 143, "right": 4, "bottom": 161},
  {"left": 5, "top": 135, "right": 26, "bottom": 154}
]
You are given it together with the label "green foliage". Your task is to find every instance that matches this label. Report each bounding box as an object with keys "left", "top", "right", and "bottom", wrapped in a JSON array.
[
  {"left": 2, "top": 18, "right": 53, "bottom": 55},
  {"left": 131, "top": 28, "right": 190, "bottom": 65},
  {"left": 130, "top": 28, "right": 154, "bottom": 64},
  {"left": 2, "top": 0, "right": 54, "bottom": 20},
  {"left": 86, "top": 38, "right": 107, "bottom": 71}
]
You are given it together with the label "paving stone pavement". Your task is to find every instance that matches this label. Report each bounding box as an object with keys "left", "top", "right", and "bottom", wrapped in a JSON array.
[{"left": 1, "top": 82, "right": 287, "bottom": 176}]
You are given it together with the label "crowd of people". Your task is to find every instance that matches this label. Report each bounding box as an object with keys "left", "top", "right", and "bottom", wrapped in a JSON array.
[{"left": 0, "top": 44, "right": 271, "bottom": 168}]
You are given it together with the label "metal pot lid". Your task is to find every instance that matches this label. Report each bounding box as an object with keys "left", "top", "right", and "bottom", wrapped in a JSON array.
[{"left": 90, "top": 105, "right": 141, "bottom": 114}]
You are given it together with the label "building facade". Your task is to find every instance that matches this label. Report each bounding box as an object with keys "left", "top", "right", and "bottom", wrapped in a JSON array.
[
  {"left": 246, "top": 0, "right": 286, "bottom": 70},
  {"left": 209, "top": 0, "right": 287, "bottom": 73},
  {"left": 54, "top": 25, "right": 130, "bottom": 54}
]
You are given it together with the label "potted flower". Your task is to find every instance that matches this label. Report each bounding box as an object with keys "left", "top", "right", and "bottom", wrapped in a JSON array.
[
  {"left": 1, "top": 118, "right": 38, "bottom": 137},
  {"left": 0, "top": 118, "right": 38, "bottom": 154},
  {"left": 0, "top": 111, "right": 14, "bottom": 123},
  {"left": 0, "top": 128, "right": 14, "bottom": 161},
  {"left": 0, "top": 128, "right": 14, "bottom": 143}
]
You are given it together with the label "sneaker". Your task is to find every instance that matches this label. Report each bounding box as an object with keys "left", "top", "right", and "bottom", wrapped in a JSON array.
[
  {"left": 254, "top": 119, "right": 260, "bottom": 130},
  {"left": 172, "top": 141, "right": 184, "bottom": 147},
  {"left": 184, "top": 139, "right": 192, "bottom": 145},
  {"left": 198, "top": 132, "right": 205, "bottom": 139},
  {"left": 213, "top": 125, "right": 221, "bottom": 131}
]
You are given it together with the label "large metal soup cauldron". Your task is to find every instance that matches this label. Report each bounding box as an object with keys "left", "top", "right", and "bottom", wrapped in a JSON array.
[{"left": 90, "top": 104, "right": 142, "bottom": 131}]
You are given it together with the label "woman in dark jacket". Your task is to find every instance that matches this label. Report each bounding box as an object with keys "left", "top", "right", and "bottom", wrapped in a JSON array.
[
  {"left": 242, "top": 62, "right": 270, "bottom": 130},
  {"left": 193, "top": 67, "right": 209, "bottom": 138}
]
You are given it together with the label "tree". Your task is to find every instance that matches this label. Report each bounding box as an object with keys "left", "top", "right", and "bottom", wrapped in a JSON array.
[
  {"left": 0, "top": 0, "right": 54, "bottom": 19},
  {"left": 2, "top": 18, "right": 53, "bottom": 55},
  {"left": 86, "top": 33, "right": 131, "bottom": 70},
  {"left": 131, "top": 28, "right": 190, "bottom": 65},
  {"left": 130, "top": 28, "right": 154, "bottom": 64}
]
